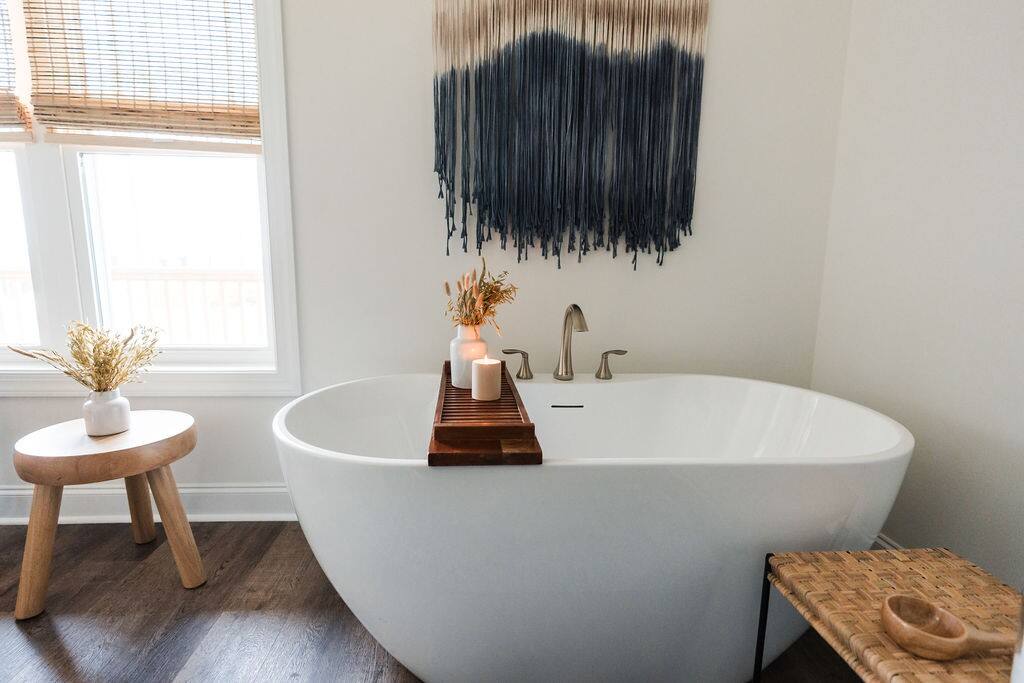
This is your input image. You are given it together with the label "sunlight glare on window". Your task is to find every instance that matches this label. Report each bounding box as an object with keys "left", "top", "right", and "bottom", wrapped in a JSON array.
[
  {"left": 0, "top": 150, "right": 40, "bottom": 345},
  {"left": 79, "top": 152, "right": 269, "bottom": 348}
]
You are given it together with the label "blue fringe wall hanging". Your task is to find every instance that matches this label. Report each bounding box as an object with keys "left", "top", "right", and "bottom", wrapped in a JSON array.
[{"left": 433, "top": 0, "right": 710, "bottom": 267}]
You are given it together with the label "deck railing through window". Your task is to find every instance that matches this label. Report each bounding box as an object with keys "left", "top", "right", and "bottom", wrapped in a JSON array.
[
  {"left": 1, "top": 269, "right": 268, "bottom": 348},
  {"left": 106, "top": 268, "right": 268, "bottom": 348},
  {"left": 0, "top": 270, "right": 37, "bottom": 344}
]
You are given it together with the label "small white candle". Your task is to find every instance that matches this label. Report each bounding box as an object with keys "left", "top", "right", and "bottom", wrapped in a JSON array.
[{"left": 472, "top": 356, "right": 502, "bottom": 401}]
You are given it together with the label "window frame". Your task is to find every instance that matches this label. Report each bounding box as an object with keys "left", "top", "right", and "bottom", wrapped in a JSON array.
[{"left": 0, "top": 0, "right": 300, "bottom": 397}]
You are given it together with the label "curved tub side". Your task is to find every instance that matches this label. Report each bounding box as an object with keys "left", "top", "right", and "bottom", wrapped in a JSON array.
[{"left": 276, "top": 431, "right": 911, "bottom": 683}]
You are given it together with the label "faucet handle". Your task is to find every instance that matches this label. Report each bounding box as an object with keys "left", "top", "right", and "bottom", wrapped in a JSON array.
[
  {"left": 502, "top": 349, "right": 534, "bottom": 380},
  {"left": 595, "top": 349, "right": 627, "bottom": 380}
]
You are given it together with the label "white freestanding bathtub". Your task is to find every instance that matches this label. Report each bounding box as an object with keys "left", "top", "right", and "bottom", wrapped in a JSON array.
[{"left": 273, "top": 374, "right": 913, "bottom": 682}]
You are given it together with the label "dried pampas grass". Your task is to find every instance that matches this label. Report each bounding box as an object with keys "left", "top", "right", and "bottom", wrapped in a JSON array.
[
  {"left": 442, "top": 258, "right": 517, "bottom": 334},
  {"left": 9, "top": 321, "right": 160, "bottom": 392}
]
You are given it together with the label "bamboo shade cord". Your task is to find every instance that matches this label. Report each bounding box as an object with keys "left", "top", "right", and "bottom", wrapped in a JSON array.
[
  {"left": 433, "top": 0, "right": 710, "bottom": 267},
  {"left": 22, "top": 0, "right": 259, "bottom": 141},
  {"left": 0, "top": 2, "right": 29, "bottom": 130},
  {"left": 770, "top": 549, "right": 1019, "bottom": 682}
]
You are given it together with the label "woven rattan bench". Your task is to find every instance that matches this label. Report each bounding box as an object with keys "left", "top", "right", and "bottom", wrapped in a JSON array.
[{"left": 752, "top": 548, "right": 1020, "bottom": 682}]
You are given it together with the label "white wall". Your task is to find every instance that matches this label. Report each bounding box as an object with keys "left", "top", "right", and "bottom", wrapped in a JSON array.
[
  {"left": 0, "top": 0, "right": 853, "bottom": 520},
  {"left": 286, "top": 0, "right": 850, "bottom": 388},
  {"left": 812, "top": 1, "right": 1024, "bottom": 585}
]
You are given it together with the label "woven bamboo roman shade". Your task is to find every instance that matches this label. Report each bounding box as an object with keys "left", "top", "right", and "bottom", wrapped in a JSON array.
[
  {"left": 22, "top": 0, "right": 260, "bottom": 141},
  {"left": 0, "top": 1, "right": 28, "bottom": 131}
]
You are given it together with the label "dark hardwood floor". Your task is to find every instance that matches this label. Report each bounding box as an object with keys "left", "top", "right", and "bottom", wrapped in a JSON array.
[{"left": 0, "top": 522, "right": 856, "bottom": 682}]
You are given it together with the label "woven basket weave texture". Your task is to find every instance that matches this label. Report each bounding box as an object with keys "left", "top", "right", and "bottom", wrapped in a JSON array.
[{"left": 770, "top": 548, "right": 1020, "bottom": 682}]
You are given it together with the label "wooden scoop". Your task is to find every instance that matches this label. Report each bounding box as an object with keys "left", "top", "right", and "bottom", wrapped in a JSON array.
[{"left": 881, "top": 594, "right": 1017, "bottom": 661}]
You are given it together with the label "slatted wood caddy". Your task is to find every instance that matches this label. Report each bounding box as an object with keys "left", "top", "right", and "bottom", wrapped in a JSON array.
[{"left": 428, "top": 361, "right": 542, "bottom": 466}]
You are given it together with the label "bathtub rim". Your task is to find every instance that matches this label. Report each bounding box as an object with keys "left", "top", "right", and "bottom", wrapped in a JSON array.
[{"left": 273, "top": 372, "right": 915, "bottom": 468}]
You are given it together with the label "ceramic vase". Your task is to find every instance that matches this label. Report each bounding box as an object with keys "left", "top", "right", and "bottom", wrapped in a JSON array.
[
  {"left": 83, "top": 388, "right": 131, "bottom": 436},
  {"left": 450, "top": 325, "right": 487, "bottom": 389}
]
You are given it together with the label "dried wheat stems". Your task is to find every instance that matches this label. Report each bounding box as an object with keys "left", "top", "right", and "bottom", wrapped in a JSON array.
[
  {"left": 9, "top": 322, "right": 159, "bottom": 391},
  {"left": 434, "top": 0, "right": 709, "bottom": 267}
]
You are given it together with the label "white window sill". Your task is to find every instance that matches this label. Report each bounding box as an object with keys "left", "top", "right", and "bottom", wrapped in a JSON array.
[{"left": 0, "top": 366, "right": 301, "bottom": 397}]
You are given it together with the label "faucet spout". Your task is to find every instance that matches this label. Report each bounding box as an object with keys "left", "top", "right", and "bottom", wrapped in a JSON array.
[{"left": 555, "top": 304, "right": 588, "bottom": 381}]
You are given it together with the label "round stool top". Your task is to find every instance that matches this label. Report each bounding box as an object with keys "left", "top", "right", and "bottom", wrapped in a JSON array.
[{"left": 14, "top": 410, "right": 197, "bottom": 486}]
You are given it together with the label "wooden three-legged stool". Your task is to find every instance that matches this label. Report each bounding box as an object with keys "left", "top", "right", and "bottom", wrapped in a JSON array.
[{"left": 12, "top": 410, "right": 205, "bottom": 620}]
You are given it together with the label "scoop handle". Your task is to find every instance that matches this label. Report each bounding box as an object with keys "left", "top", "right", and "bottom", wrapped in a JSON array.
[{"left": 964, "top": 626, "right": 1017, "bottom": 653}]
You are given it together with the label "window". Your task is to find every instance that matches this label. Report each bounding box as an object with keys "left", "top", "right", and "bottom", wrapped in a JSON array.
[
  {"left": 0, "top": 149, "right": 39, "bottom": 344},
  {"left": 0, "top": 1, "right": 298, "bottom": 396},
  {"left": 79, "top": 151, "right": 268, "bottom": 348}
]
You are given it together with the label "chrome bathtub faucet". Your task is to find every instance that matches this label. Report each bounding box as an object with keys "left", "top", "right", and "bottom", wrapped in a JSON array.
[{"left": 554, "top": 304, "right": 588, "bottom": 381}]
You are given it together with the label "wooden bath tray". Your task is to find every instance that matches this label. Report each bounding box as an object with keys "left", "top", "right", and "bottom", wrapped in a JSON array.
[{"left": 428, "top": 361, "right": 542, "bottom": 466}]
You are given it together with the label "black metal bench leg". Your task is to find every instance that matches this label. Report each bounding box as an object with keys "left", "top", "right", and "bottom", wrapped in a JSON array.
[{"left": 752, "top": 553, "right": 774, "bottom": 683}]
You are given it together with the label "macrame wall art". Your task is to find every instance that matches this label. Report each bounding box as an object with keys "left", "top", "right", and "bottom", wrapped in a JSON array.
[{"left": 433, "top": 0, "right": 710, "bottom": 267}]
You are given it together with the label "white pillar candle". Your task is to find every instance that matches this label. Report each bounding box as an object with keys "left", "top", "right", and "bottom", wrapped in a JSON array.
[{"left": 472, "top": 357, "right": 502, "bottom": 401}]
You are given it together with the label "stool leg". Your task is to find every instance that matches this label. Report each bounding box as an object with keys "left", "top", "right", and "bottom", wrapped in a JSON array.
[
  {"left": 146, "top": 466, "right": 206, "bottom": 588},
  {"left": 15, "top": 484, "right": 63, "bottom": 620},
  {"left": 125, "top": 474, "right": 156, "bottom": 544}
]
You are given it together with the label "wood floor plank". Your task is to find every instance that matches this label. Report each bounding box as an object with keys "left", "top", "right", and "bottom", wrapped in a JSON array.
[
  {"left": 6, "top": 524, "right": 186, "bottom": 682},
  {"left": 2, "top": 522, "right": 848, "bottom": 682},
  {"left": 1, "top": 524, "right": 149, "bottom": 682},
  {"left": 113, "top": 522, "right": 284, "bottom": 683},
  {"left": 303, "top": 581, "right": 420, "bottom": 683},
  {"left": 173, "top": 522, "right": 322, "bottom": 681}
]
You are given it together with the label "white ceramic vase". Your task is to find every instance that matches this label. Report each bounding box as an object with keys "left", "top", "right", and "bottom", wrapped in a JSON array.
[
  {"left": 83, "top": 388, "right": 131, "bottom": 436},
  {"left": 450, "top": 325, "right": 487, "bottom": 389}
]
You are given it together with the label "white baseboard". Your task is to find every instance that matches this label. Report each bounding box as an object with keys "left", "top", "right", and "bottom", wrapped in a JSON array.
[
  {"left": 875, "top": 532, "right": 904, "bottom": 550},
  {"left": 0, "top": 482, "right": 296, "bottom": 524}
]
